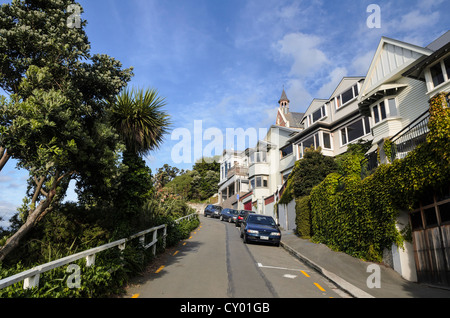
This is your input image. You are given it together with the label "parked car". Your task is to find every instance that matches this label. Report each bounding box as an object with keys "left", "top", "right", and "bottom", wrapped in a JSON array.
[
  {"left": 204, "top": 204, "right": 222, "bottom": 218},
  {"left": 240, "top": 214, "right": 281, "bottom": 247},
  {"left": 219, "top": 208, "right": 239, "bottom": 223},
  {"left": 235, "top": 210, "right": 255, "bottom": 227}
]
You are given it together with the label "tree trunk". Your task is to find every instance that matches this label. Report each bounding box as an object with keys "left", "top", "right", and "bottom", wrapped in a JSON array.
[
  {"left": 0, "top": 148, "right": 10, "bottom": 172},
  {"left": 0, "top": 192, "right": 54, "bottom": 263}
]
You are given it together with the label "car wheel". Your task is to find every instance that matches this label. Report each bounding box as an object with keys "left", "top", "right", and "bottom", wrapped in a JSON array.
[
  {"left": 219, "top": 215, "right": 223, "bottom": 221},
  {"left": 243, "top": 234, "right": 248, "bottom": 244}
]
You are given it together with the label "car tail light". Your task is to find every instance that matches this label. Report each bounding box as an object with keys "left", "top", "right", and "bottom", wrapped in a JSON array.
[{"left": 238, "top": 216, "right": 243, "bottom": 220}]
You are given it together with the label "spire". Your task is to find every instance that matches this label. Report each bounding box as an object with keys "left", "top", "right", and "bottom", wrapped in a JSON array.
[{"left": 278, "top": 88, "right": 290, "bottom": 104}]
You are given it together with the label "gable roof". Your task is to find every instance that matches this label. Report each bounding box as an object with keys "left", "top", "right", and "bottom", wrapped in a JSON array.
[
  {"left": 358, "top": 37, "right": 433, "bottom": 102},
  {"left": 327, "top": 77, "right": 365, "bottom": 100},
  {"left": 285, "top": 112, "right": 304, "bottom": 128}
]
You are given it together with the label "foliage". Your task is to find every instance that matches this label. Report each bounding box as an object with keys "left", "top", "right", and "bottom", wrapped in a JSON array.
[
  {"left": 295, "top": 196, "right": 311, "bottom": 238},
  {"left": 0, "top": 0, "right": 133, "bottom": 261},
  {"left": 307, "top": 92, "right": 450, "bottom": 262},
  {"left": 279, "top": 147, "right": 337, "bottom": 204},
  {"left": 154, "top": 163, "right": 182, "bottom": 190},
  {"left": 109, "top": 87, "right": 171, "bottom": 156},
  {"left": 161, "top": 157, "right": 220, "bottom": 202}
]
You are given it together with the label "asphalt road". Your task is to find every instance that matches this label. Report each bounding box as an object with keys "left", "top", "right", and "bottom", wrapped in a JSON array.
[{"left": 124, "top": 215, "right": 350, "bottom": 298}]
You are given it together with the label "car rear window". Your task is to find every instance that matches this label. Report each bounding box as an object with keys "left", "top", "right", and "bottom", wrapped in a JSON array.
[{"left": 247, "top": 215, "right": 276, "bottom": 226}]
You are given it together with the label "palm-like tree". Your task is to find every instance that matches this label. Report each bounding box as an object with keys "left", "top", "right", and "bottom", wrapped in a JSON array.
[{"left": 109, "top": 88, "right": 171, "bottom": 155}]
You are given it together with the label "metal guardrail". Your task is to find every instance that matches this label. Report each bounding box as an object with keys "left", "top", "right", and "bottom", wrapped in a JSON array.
[{"left": 0, "top": 213, "right": 198, "bottom": 290}]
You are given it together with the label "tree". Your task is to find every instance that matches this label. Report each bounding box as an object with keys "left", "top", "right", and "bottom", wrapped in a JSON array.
[
  {"left": 108, "top": 88, "right": 171, "bottom": 233},
  {"left": 109, "top": 88, "right": 171, "bottom": 156},
  {"left": 0, "top": 0, "right": 133, "bottom": 262},
  {"left": 154, "top": 164, "right": 180, "bottom": 190},
  {"left": 291, "top": 147, "right": 338, "bottom": 198}
]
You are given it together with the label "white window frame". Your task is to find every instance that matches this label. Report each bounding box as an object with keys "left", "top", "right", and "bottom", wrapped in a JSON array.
[
  {"left": 322, "top": 131, "right": 333, "bottom": 150},
  {"left": 425, "top": 54, "right": 450, "bottom": 92},
  {"left": 250, "top": 175, "right": 269, "bottom": 189},
  {"left": 371, "top": 96, "right": 399, "bottom": 126},
  {"left": 339, "top": 117, "right": 371, "bottom": 147},
  {"left": 297, "top": 133, "right": 321, "bottom": 158},
  {"left": 334, "top": 83, "right": 360, "bottom": 110}
]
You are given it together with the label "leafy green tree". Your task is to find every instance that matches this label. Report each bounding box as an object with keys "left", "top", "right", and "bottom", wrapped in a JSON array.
[
  {"left": 0, "top": 0, "right": 133, "bottom": 262},
  {"left": 291, "top": 147, "right": 337, "bottom": 198},
  {"left": 154, "top": 163, "right": 180, "bottom": 190}
]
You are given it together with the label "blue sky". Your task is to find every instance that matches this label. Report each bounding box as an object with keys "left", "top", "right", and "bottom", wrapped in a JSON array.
[{"left": 0, "top": 0, "right": 449, "bottom": 227}]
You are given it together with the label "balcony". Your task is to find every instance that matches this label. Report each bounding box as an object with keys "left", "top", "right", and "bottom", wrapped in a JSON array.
[
  {"left": 227, "top": 165, "right": 248, "bottom": 179},
  {"left": 390, "top": 110, "right": 430, "bottom": 161}
]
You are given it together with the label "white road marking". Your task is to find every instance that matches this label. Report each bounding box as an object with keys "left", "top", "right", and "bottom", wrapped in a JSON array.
[{"left": 257, "top": 262, "right": 305, "bottom": 272}]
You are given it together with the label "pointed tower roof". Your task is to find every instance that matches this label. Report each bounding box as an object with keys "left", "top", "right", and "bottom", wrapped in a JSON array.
[{"left": 278, "top": 89, "right": 290, "bottom": 104}]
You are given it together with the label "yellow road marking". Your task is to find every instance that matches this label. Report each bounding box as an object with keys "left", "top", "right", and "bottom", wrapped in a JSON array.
[
  {"left": 189, "top": 236, "right": 192, "bottom": 239},
  {"left": 173, "top": 250, "right": 179, "bottom": 256},
  {"left": 131, "top": 294, "right": 140, "bottom": 298},
  {"left": 183, "top": 242, "right": 187, "bottom": 246},
  {"left": 155, "top": 266, "right": 165, "bottom": 273},
  {"left": 314, "top": 283, "right": 326, "bottom": 292},
  {"left": 300, "top": 270, "right": 310, "bottom": 277}
]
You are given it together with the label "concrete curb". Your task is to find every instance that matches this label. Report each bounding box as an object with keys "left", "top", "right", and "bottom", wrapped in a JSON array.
[{"left": 280, "top": 241, "right": 375, "bottom": 298}]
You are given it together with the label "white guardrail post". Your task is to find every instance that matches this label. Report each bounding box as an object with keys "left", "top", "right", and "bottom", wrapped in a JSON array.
[{"left": 0, "top": 213, "right": 197, "bottom": 290}]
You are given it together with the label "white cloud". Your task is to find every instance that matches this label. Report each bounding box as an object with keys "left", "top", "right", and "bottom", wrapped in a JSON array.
[
  {"left": 350, "top": 50, "right": 375, "bottom": 76},
  {"left": 316, "top": 67, "right": 348, "bottom": 99},
  {"left": 275, "top": 32, "right": 329, "bottom": 77}
]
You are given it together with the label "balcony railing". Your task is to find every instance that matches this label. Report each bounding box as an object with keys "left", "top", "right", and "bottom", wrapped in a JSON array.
[
  {"left": 390, "top": 110, "right": 430, "bottom": 161},
  {"left": 364, "top": 109, "right": 430, "bottom": 173},
  {"left": 226, "top": 165, "right": 248, "bottom": 179}
]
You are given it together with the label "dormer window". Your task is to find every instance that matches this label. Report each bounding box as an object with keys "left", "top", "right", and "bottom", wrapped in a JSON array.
[
  {"left": 312, "top": 105, "right": 327, "bottom": 123},
  {"left": 334, "top": 83, "right": 359, "bottom": 110}
]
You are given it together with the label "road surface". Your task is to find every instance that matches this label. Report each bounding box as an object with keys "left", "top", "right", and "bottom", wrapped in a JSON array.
[{"left": 124, "top": 215, "right": 350, "bottom": 298}]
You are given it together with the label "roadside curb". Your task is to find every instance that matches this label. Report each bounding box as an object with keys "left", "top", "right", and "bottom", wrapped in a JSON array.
[{"left": 280, "top": 241, "right": 375, "bottom": 298}]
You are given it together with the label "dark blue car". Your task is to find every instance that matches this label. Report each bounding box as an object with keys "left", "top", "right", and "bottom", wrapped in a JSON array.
[
  {"left": 219, "top": 208, "right": 239, "bottom": 223},
  {"left": 240, "top": 214, "right": 281, "bottom": 247}
]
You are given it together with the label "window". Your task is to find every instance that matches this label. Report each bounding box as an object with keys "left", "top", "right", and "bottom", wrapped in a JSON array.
[
  {"left": 298, "top": 133, "right": 324, "bottom": 158},
  {"left": 251, "top": 176, "right": 268, "bottom": 189},
  {"left": 311, "top": 105, "right": 327, "bottom": 123},
  {"left": 280, "top": 144, "right": 293, "bottom": 158},
  {"left": 302, "top": 135, "right": 316, "bottom": 155},
  {"left": 373, "top": 105, "right": 380, "bottom": 123},
  {"left": 323, "top": 132, "right": 331, "bottom": 149},
  {"left": 372, "top": 98, "right": 397, "bottom": 125},
  {"left": 250, "top": 151, "right": 267, "bottom": 164},
  {"left": 430, "top": 62, "right": 445, "bottom": 87},
  {"left": 444, "top": 57, "right": 450, "bottom": 82},
  {"left": 388, "top": 98, "right": 397, "bottom": 117},
  {"left": 335, "top": 84, "right": 359, "bottom": 109},
  {"left": 340, "top": 118, "right": 371, "bottom": 146}
]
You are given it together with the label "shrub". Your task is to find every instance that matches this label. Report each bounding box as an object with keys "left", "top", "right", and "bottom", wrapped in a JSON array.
[{"left": 295, "top": 196, "right": 312, "bottom": 238}]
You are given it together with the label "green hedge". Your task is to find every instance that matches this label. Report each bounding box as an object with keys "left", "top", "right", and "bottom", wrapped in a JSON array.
[{"left": 295, "top": 196, "right": 312, "bottom": 238}]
